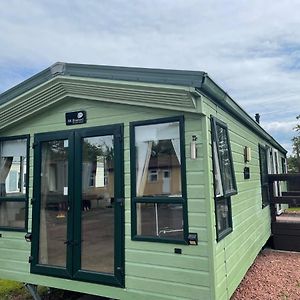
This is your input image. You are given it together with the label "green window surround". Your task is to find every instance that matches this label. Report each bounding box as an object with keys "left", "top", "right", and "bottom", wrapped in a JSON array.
[
  {"left": 211, "top": 116, "right": 237, "bottom": 241},
  {"left": 130, "top": 116, "right": 189, "bottom": 244},
  {"left": 0, "top": 135, "right": 29, "bottom": 231},
  {"left": 259, "top": 144, "right": 270, "bottom": 208}
]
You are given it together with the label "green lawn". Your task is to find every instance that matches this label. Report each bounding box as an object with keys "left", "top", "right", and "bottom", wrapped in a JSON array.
[{"left": 287, "top": 207, "right": 300, "bottom": 212}]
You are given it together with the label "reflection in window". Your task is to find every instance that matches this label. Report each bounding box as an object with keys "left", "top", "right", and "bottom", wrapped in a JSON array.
[
  {"left": 215, "top": 125, "right": 236, "bottom": 196},
  {"left": 39, "top": 140, "right": 68, "bottom": 266},
  {"left": 135, "top": 122, "right": 181, "bottom": 197},
  {"left": 0, "top": 137, "right": 28, "bottom": 230},
  {"left": 259, "top": 145, "right": 270, "bottom": 208},
  {"left": 132, "top": 118, "right": 187, "bottom": 242},
  {"left": 148, "top": 169, "right": 158, "bottom": 182},
  {"left": 81, "top": 135, "right": 115, "bottom": 273},
  {"left": 137, "top": 203, "right": 184, "bottom": 239},
  {"left": 216, "top": 198, "right": 230, "bottom": 234},
  {"left": 82, "top": 136, "right": 114, "bottom": 203},
  {"left": 0, "top": 139, "right": 27, "bottom": 197},
  {"left": 0, "top": 201, "right": 26, "bottom": 228},
  {"left": 211, "top": 117, "right": 236, "bottom": 240}
]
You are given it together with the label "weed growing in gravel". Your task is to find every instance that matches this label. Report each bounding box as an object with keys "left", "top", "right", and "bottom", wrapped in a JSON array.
[{"left": 279, "top": 291, "right": 289, "bottom": 300}]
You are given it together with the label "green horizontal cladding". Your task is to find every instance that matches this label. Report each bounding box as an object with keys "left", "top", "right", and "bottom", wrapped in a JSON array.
[
  {"left": 0, "top": 99, "right": 214, "bottom": 300},
  {"left": 0, "top": 63, "right": 287, "bottom": 299},
  {"left": 198, "top": 75, "right": 287, "bottom": 154},
  {"left": 202, "top": 97, "right": 285, "bottom": 300}
]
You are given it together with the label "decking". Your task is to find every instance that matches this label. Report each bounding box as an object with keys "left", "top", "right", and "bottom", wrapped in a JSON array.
[{"left": 269, "top": 173, "right": 300, "bottom": 252}]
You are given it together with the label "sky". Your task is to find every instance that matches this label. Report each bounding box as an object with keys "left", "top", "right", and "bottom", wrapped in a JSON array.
[{"left": 0, "top": 0, "right": 299, "bottom": 153}]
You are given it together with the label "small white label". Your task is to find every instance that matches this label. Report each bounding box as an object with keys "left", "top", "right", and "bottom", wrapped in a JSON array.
[
  {"left": 64, "top": 140, "right": 69, "bottom": 148},
  {"left": 63, "top": 187, "right": 68, "bottom": 195}
]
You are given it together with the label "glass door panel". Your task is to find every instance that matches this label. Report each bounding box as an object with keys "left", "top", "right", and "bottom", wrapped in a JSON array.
[
  {"left": 81, "top": 135, "right": 115, "bottom": 273},
  {"left": 38, "top": 140, "right": 69, "bottom": 267},
  {"left": 32, "top": 125, "right": 124, "bottom": 286}
]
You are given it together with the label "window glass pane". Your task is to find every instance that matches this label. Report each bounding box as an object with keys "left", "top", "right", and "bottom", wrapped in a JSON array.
[
  {"left": 212, "top": 141, "right": 224, "bottom": 197},
  {"left": 136, "top": 203, "right": 184, "bottom": 239},
  {"left": 39, "top": 140, "right": 68, "bottom": 267},
  {"left": 135, "top": 122, "right": 181, "bottom": 197},
  {"left": 216, "top": 125, "right": 235, "bottom": 194},
  {"left": 259, "top": 147, "right": 268, "bottom": 185},
  {"left": 216, "top": 198, "right": 230, "bottom": 234},
  {"left": 0, "top": 139, "right": 27, "bottom": 197},
  {"left": 81, "top": 135, "right": 115, "bottom": 274},
  {"left": 0, "top": 201, "right": 25, "bottom": 228},
  {"left": 259, "top": 146, "right": 270, "bottom": 206}
]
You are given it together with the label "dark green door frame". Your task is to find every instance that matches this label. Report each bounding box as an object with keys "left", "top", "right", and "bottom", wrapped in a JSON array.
[{"left": 30, "top": 124, "right": 124, "bottom": 287}]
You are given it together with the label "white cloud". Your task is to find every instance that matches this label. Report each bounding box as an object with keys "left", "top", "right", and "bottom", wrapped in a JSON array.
[
  {"left": 261, "top": 120, "right": 298, "bottom": 133},
  {"left": 0, "top": 0, "right": 299, "bottom": 150}
]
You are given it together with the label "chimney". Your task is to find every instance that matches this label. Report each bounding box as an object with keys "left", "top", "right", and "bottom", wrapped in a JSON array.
[{"left": 255, "top": 113, "right": 260, "bottom": 124}]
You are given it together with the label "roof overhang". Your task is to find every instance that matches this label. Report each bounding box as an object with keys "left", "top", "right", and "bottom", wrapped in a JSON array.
[
  {"left": 0, "top": 74, "right": 199, "bottom": 132},
  {"left": 0, "top": 62, "right": 287, "bottom": 154}
]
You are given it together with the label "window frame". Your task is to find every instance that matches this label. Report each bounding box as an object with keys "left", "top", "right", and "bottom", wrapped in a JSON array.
[
  {"left": 211, "top": 117, "right": 237, "bottom": 197},
  {"left": 148, "top": 169, "right": 158, "bottom": 182},
  {"left": 211, "top": 116, "right": 236, "bottom": 241},
  {"left": 0, "top": 135, "right": 30, "bottom": 232},
  {"left": 130, "top": 115, "right": 189, "bottom": 244},
  {"left": 259, "top": 144, "right": 270, "bottom": 208}
]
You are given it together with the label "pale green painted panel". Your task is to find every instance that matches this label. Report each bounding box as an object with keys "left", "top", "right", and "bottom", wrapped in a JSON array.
[
  {"left": 0, "top": 97, "right": 215, "bottom": 299},
  {"left": 126, "top": 276, "right": 210, "bottom": 300},
  {"left": 203, "top": 96, "right": 280, "bottom": 300},
  {"left": 126, "top": 262, "right": 210, "bottom": 286},
  {"left": 126, "top": 249, "right": 209, "bottom": 271}
]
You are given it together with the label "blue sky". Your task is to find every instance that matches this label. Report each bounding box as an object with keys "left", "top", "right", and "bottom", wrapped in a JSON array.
[{"left": 0, "top": 0, "right": 299, "bottom": 153}]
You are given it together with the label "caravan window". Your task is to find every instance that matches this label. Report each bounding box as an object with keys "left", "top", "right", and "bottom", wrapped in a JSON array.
[
  {"left": 0, "top": 136, "right": 29, "bottom": 230},
  {"left": 211, "top": 117, "right": 237, "bottom": 241},
  {"left": 259, "top": 145, "right": 270, "bottom": 208},
  {"left": 130, "top": 116, "right": 188, "bottom": 243}
]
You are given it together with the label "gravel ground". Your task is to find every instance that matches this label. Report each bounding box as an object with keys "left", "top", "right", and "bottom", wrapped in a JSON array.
[{"left": 231, "top": 249, "right": 300, "bottom": 300}]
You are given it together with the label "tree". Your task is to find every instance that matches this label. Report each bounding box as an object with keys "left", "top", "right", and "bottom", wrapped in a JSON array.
[{"left": 288, "top": 115, "right": 300, "bottom": 172}]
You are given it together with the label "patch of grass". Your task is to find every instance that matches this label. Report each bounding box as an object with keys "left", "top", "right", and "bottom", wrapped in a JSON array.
[
  {"left": 0, "top": 280, "right": 85, "bottom": 300},
  {"left": 287, "top": 207, "right": 300, "bottom": 212},
  {"left": 0, "top": 280, "right": 31, "bottom": 300}
]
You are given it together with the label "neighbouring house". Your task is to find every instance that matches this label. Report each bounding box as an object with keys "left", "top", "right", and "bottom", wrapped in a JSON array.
[{"left": 0, "top": 63, "right": 286, "bottom": 300}]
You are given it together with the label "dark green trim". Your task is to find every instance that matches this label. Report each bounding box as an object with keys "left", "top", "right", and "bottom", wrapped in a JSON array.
[
  {"left": 130, "top": 115, "right": 189, "bottom": 244},
  {"left": 259, "top": 144, "right": 270, "bottom": 209},
  {"left": 30, "top": 125, "right": 124, "bottom": 287},
  {"left": 0, "top": 134, "right": 30, "bottom": 232},
  {"left": 72, "top": 124, "right": 124, "bottom": 287},
  {"left": 210, "top": 117, "right": 234, "bottom": 241},
  {"left": 31, "top": 130, "right": 73, "bottom": 279},
  {"left": 211, "top": 116, "right": 238, "bottom": 197},
  {"left": 217, "top": 219, "right": 233, "bottom": 242}
]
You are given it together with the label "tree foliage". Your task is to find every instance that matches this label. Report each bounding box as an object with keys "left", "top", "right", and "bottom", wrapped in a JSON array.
[{"left": 288, "top": 115, "right": 300, "bottom": 173}]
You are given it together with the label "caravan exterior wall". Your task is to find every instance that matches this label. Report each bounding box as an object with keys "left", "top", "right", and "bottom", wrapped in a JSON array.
[{"left": 0, "top": 63, "right": 286, "bottom": 300}]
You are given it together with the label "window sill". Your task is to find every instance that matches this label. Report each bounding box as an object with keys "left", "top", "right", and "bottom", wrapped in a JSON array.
[
  {"left": 132, "top": 235, "right": 188, "bottom": 245},
  {"left": 0, "top": 227, "right": 26, "bottom": 232},
  {"left": 216, "top": 227, "right": 233, "bottom": 242}
]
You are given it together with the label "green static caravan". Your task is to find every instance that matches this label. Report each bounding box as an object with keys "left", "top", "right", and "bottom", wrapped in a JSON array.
[{"left": 0, "top": 63, "right": 286, "bottom": 300}]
